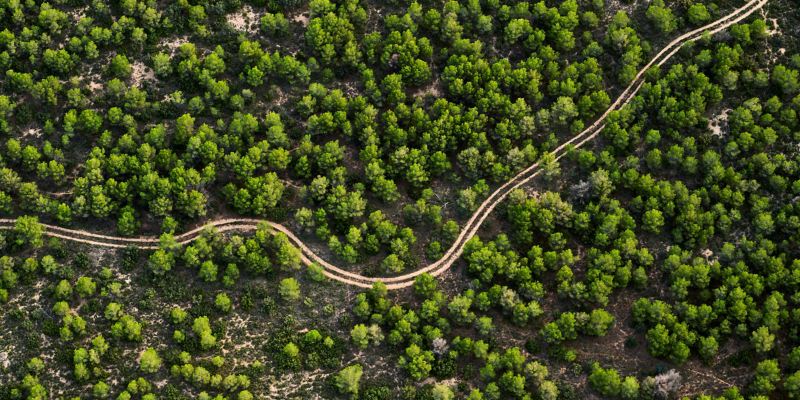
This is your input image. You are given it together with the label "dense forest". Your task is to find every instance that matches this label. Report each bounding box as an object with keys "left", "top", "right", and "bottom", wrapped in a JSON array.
[{"left": 0, "top": 0, "right": 799, "bottom": 398}]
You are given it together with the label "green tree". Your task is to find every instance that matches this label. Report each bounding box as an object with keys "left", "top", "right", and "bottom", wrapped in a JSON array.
[
  {"left": 588, "top": 363, "right": 621, "bottom": 397},
  {"left": 539, "top": 381, "right": 559, "bottom": 400},
  {"left": 334, "top": 364, "right": 363, "bottom": 398},
  {"left": 199, "top": 261, "right": 218, "bottom": 282},
  {"left": 215, "top": 293, "right": 232, "bottom": 313},
  {"left": 170, "top": 307, "right": 188, "bottom": 324},
  {"left": 642, "top": 209, "right": 664, "bottom": 233},
  {"left": 583, "top": 309, "right": 615, "bottom": 336},
  {"left": 646, "top": 324, "right": 671, "bottom": 358},
  {"left": 43, "top": 49, "right": 74, "bottom": 76},
  {"left": 152, "top": 52, "right": 172, "bottom": 77},
  {"left": 382, "top": 254, "right": 404, "bottom": 273},
  {"left": 382, "top": 74, "right": 405, "bottom": 105},
  {"left": 687, "top": 3, "right": 710, "bottom": 25},
  {"left": 192, "top": 316, "right": 216, "bottom": 350},
  {"left": 431, "top": 383, "right": 454, "bottom": 400},
  {"left": 414, "top": 273, "right": 438, "bottom": 298},
  {"left": 589, "top": 169, "right": 614, "bottom": 199},
  {"left": 14, "top": 216, "right": 44, "bottom": 248},
  {"left": 148, "top": 249, "right": 174, "bottom": 276},
  {"left": 785, "top": 371, "right": 800, "bottom": 399},
  {"left": 619, "top": 376, "right": 639, "bottom": 400},
  {"left": 110, "top": 54, "right": 133, "bottom": 78},
  {"left": 93, "top": 381, "right": 110, "bottom": 398},
  {"left": 351, "top": 324, "right": 370, "bottom": 349},
  {"left": 282, "top": 342, "right": 300, "bottom": 370},
  {"left": 105, "top": 302, "right": 123, "bottom": 321},
  {"left": 448, "top": 294, "right": 474, "bottom": 325},
  {"left": 139, "top": 348, "right": 162, "bottom": 373},
  {"left": 75, "top": 277, "right": 96, "bottom": 298},
  {"left": 751, "top": 326, "right": 775, "bottom": 353},
  {"left": 646, "top": 0, "right": 677, "bottom": 34},
  {"left": 261, "top": 13, "right": 289, "bottom": 36},
  {"left": 505, "top": 19, "right": 532, "bottom": 43},
  {"left": 698, "top": 336, "right": 718, "bottom": 362},
  {"left": 111, "top": 315, "right": 142, "bottom": 342},
  {"left": 279, "top": 278, "right": 301, "bottom": 302},
  {"left": 116, "top": 204, "right": 139, "bottom": 234},
  {"left": 54, "top": 280, "right": 72, "bottom": 299},
  {"left": 398, "top": 344, "right": 434, "bottom": 380},
  {"left": 475, "top": 316, "right": 494, "bottom": 336},
  {"left": 551, "top": 96, "right": 579, "bottom": 127},
  {"left": 751, "top": 359, "right": 780, "bottom": 394}
]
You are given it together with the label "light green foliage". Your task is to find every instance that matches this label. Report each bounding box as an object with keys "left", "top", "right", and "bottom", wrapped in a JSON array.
[
  {"left": 75, "top": 277, "right": 96, "bottom": 298},
  {"left": 687, "top": 3, "right": 711, "bottom": 25},
  {"left": 261, "top": 13, "right": 289, "bottom": 36},
  {"left": 14, "top": 216, "right": 44, "bottom": 248},
  {"left": 279, "top": 278, "right": 301, "bottom": 302},
  {"left": 751, "top": 326, "right": 775, "bottom": 353},
  {"left": 398, "top": 344, "right": 434, "bottom": 380},
  {"left": 192, "top": 316, "right": 217, "bottom": 350},
  {"left": 109, "top": 54, "right": 133, "bottom": 78},
  {"left": 431, "top": 383, "right": 454, "bottom": 400},
  {"left": 104, "top": 302, "right": 123, "bottom": 321},
  {"left": 334, "top": 364, "right": 363, "bottom": 398},
  {"left": 139, "top": 348, "right": 162, "bottom": 373},
  {"left": 170, "top": 307, "right": 188, "bottom": 324},
  {"left": 646, "top": 0, "right": 677, "bottom": 34},
  {"left": 93, "top": 381, "right": 110, "bottom": 398},
  {"left": 54, "top": 280, "right": 72, "bottom": 299},
  {"left": 215, "top": 293, "right": 233, "bottom": 313},
  {"left": 588, "top": 363, "right": 621, "bottom": 397}
]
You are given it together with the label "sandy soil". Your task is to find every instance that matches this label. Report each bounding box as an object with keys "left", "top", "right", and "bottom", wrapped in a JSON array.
[
  {"left": 227, "top": 5, "right": 261, "bottom": 35},
  {"left": 412, "top": 79, "right": 443, "bottom": 99},
  {"left": 708, "top": 108, "right": 731, "bottom": 137},
  {"left": 21, "top": 127, "right": 43, "bottom": 138},
  {"left": 761, "top": 8, "right": 783, "bottom": 36},
  {"left": 159, "top": 36, "right": 189, "bottom": 56},
  {"left": 69, "top": 6, "right": 89, "bottom": 23},
  {"left": 292, "top": 13, "right": 310, "bottom": 27},
  {"left": 131, "top": 61, "right": 155, "bottom": 87}
]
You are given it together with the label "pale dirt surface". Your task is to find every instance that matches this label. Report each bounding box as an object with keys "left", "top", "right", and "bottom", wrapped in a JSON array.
[
  {"left": 761, "top": 8, "right": 783, "bottom": 36},
  {"left": 0, "top": 0, "right": 770, "bottom": 292},
  {"left": 227, "top": 5, "right": 261, "bottom": 35},
  {"left": 292, "top": 13, "right": 309, "bottom": 27},
  {"left": 69, "top": 6, "right": 89, "bottom": 23},
  {"left": 604, "top": 0, "right": 642, "bottom": 22},
  {"left": 83, "top": 67, "right": 108, "bottom": 94},
  {"left": 765, "top": 44, "right": 786, "bottom": 65},
  {"left": 159, "top": 35, "right": 190, "bottom": 56},
  {"left": 412, "top": 79, "right": 443, "bottom": 99},
  {"left": 264, "top": 369, "right": 330, "bottom": 399},
  {"left": 21, "top": 127, "right": 43, "bottom": 138},
  {"left": 87, "top": 81, "right": 103, "bottom": 93},
  {"left": 708, "top": 108, "right": 732, "bottom": 137},
  {"left": 131, "top": 61, "right": 155, "bottom": 87}
]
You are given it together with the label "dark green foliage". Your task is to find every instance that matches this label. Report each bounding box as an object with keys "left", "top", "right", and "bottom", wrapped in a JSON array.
[{"left": 264, "top": 325, "right": 344, "bottom": 372}]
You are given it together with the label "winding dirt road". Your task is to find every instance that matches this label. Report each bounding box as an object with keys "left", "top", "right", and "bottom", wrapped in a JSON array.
[{"left": 0, "top": 0, "right": 770, "bottom": 289}]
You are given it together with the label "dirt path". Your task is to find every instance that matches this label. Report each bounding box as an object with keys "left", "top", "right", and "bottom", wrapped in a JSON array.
[{"left": 0, "top": 0, "right": 769, "bottom": 290}]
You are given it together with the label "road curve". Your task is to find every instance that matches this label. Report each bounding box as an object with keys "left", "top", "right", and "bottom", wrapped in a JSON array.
[{"left": 0, "top": 0, "right": 769, "bottom": 290}]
